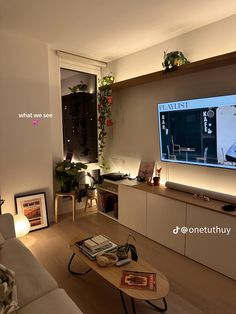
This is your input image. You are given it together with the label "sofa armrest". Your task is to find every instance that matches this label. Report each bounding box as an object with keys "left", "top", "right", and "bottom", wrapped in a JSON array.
[{"left": 0, "top": 213, "right": 16, "bottom": 239}]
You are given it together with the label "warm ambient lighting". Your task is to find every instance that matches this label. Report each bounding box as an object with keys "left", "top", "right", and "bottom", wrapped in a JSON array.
[{"left": 14, "top": 214, "right": 30, "bottom": 237}]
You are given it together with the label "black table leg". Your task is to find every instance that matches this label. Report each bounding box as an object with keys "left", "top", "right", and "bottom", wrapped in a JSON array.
[
  {"left": 68, "top": 253, "right": 92, "bottom": 276},
  {"left": 131, "top": 297, "right": 136, "bottom": 314},
  {"left": 120, "top": 291, "right": 128, "bottom": 314},
  {"left": 120, "top": 290, "right": 167, "bottom": 313},
  {"left": 120, "top": 291, "right": 137, "bottom": 314},
  {"left": 145, "top": 297, "right": 167, "bottom": 312}
]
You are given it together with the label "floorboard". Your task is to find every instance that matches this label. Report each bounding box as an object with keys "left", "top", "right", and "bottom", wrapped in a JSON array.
[{"left": 21, "top": 207, "right": 236, "bottom": 314}]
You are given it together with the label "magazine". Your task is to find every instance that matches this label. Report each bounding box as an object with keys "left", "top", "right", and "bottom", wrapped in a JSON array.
[{"left": 120, "top": 270, "right": 156, "bottom": 291}]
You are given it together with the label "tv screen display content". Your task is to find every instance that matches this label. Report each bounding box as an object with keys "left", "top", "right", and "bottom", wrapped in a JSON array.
[{"left": 158, "top": 95, "right": 236, "bottom": 170}]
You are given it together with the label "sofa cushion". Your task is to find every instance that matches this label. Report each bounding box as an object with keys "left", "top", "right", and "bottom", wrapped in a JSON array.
[
  {"left": 17, "top": 288, "right": 83, "bottom": 314},
  {"left": 0, "top": 263, "right": 19, "bottom": 314},
  {"left": 0, "top": 238, "right": 58, "bottom": 307}
]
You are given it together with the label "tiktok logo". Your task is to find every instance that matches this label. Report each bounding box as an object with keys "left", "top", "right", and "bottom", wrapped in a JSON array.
[{"left": 173, "top": 226, "right": 180, "bottom": 234}]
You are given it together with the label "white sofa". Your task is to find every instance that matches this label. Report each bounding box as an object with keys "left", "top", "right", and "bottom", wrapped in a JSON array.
[{"left": 0, "top": 213, "right": 83, "bottom": 314}]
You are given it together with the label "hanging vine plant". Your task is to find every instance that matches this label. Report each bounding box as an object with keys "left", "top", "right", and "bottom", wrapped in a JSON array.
[{"left": 98, "top": 74, "right": 114, "bottom": 170}]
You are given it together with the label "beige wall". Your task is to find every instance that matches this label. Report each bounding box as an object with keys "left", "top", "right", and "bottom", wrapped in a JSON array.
[
  {"left": 108, "top": 65, "right": 236, "bottom": 195},
  {"left": 104, "top": 15, "right": 236, "bottom": 82},
  {"left": 103, "top": 15, "right": 236, "bottom": 196},
  {"left": 0, "top": 30, "right": 54, "bottom": 221}
]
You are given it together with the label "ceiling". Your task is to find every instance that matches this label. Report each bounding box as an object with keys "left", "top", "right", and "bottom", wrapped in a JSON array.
[
  {"left": 60, "top": 69, "right": 79, "bottom": 80},
  {"left": 0, "top": 0, "right": 235, "bottom": 61}
]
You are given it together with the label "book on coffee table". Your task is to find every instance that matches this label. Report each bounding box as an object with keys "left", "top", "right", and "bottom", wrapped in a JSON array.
[
  {"left": 75, "top": 237, "right": 117, "bottom": 260},
  {"left": 84, "top": 235, "right": 110, "bottom": 251},
  {"left": 120, "top": 270, "right": 156, "bottom": 291}
]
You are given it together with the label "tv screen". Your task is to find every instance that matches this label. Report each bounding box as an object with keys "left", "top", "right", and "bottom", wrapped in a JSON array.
[{"left": 158, "top": 94, "right": 236, "bottom": 169}]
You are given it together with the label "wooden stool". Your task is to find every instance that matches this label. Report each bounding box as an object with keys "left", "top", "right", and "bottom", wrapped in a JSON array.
[
  {"left": 55, "top": 191, "right": 76, "bottom": 223},
  {"left": 84, "top": 196, "right": 97, "bottom": 211}
]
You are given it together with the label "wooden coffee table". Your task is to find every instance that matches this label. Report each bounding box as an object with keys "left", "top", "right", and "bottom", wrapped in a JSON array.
[{"left": 68, "top": 238, "right": 169, "bottom": 313}]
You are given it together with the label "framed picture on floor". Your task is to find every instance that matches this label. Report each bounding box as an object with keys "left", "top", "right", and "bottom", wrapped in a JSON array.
[{"left": 15, "top": 192, "right": 48, "bottom": 232}]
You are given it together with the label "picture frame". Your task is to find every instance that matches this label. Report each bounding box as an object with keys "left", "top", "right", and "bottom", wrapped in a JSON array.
[
  {"left": 138, "top": 160, "right": 155, "bottom": 182},
  {"left": 15, "top": 192, "right": 49, "bottom": 232}
]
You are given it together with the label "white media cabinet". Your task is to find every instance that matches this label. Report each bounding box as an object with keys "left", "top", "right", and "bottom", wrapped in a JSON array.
[{"left": 97, "top": 179, "right": 236, "bottom": 280}]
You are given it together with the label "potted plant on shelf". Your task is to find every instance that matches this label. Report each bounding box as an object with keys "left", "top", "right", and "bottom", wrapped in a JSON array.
[
  {"left": 55, "top": 160, "right": 87, "bottom": 193},
  {"left": 162, "top": 50, "right": 189, "bottom": 72}
]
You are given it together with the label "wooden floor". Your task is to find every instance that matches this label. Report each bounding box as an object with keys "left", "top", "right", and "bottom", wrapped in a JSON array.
[{"left": 21, "top": 208, "right": 236, "bottom": 314}]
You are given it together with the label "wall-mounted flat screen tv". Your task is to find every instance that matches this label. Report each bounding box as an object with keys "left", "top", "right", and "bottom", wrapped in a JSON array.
[{"left": 158, "top": 94, "right": 236, "bottom": 169}]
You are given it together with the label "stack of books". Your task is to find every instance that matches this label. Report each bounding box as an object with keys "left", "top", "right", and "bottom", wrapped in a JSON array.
[{"left": 76, "top": 235, "right": 117, "bottom": 260}]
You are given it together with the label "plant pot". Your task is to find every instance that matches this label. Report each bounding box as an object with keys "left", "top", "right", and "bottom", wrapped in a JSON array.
[
  {"left": 61, "top": 181, "right": 73, "bottom": 193},
  {"left": 87, "top": 188, "right": 96, "bottom": 198},
  {"left": 117, "top": 246, "right": 128, "bottom": 260},
  {"left": 153, "top": 177, "right": 160, "bottom": 186}
]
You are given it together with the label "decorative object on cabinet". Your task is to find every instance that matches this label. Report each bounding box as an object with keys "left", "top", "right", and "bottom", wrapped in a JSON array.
[
  {"left": 98, "top": 74, "right": 115, "bottom": 170},
  {"left": 55, "top": 160, "right": 87, "bottom": 193},
  {"left": 193, "top": 193, "right": 210, "bottom": 202},
  {"left": 137, "top": 160, "right": 155, "bottom": 182},
  {"left": 162, "top": 50, "right": 189, "bottom": 72},
  {"left": 153, "top": 167, "right": 162, "bottom": 186},
  {"left": 15, "top": 192, "right": 48, "bottom": 232}
]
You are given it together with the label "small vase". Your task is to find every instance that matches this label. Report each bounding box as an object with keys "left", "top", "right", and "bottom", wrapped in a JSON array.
[
  {"left": 153, "top": 177, "right": 160, "bottom": 186},
  {"left": 117, "top": 245, "right": 128, "bottom": 260}
]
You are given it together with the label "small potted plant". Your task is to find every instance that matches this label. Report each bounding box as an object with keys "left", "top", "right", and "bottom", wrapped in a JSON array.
[
  {"left": 55, "top": 160, "right": 87, "bottom": 193},
  {"left": 117, "top": 234, "right": 138, "bottom": 261},
  {"left": 153, "top": 167, "right": 162, "bottom": 186},
  {"left": 162, "top": 50, "right": 189, "bottom": 72},
  {"left": 86, "top": 172, "right": 103, "bottom": 197}
]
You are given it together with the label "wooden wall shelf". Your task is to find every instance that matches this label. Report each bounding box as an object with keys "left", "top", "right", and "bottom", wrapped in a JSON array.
[{"left": 110, "top": 51, "right": 236, "bottom": 90}]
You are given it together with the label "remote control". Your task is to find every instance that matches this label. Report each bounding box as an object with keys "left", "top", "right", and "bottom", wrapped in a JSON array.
[{"left": 115, "top": 258, "right": 131, "bottom": 267}]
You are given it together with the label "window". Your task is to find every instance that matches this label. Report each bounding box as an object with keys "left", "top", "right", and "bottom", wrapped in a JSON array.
[
  {"left": 60, "top": 69, "right": 97, "bottom": 162},
  {"left": 58, "top": 51, "right": 107, "bottom": 163}
]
